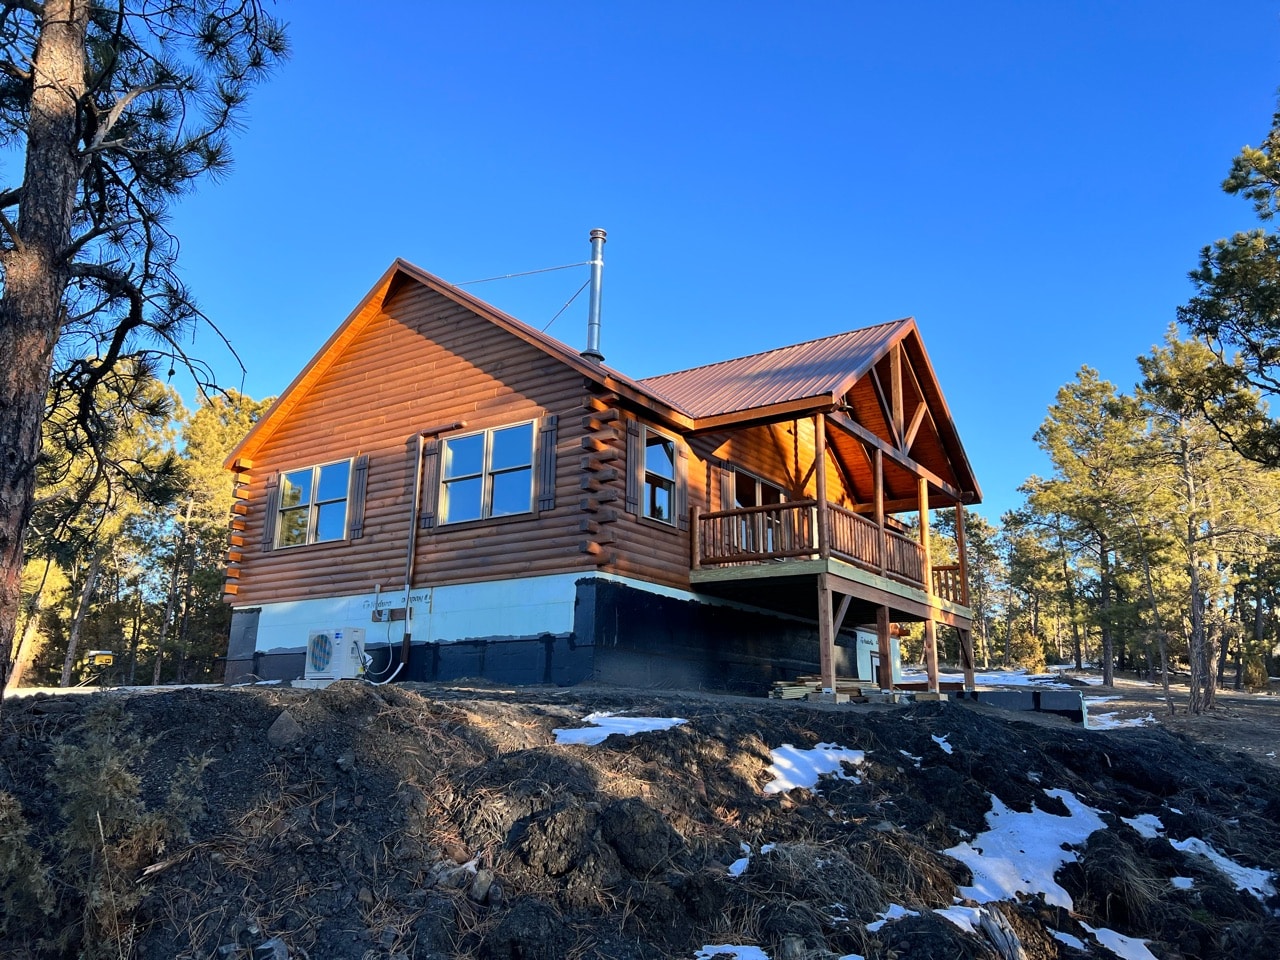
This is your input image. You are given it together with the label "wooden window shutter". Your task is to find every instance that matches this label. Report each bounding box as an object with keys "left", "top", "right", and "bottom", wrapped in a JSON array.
[
  {"left": 348, "top": 454, "right": 370, "bottom": 539},
  {"left": 625, "top": 419, "right": 642, "bottom": 515},
  {"left": 536, "top": 415, "right": 558, "bottom": 511},
  {"left": 720, "top": 462, "right": 735, "bottom": 512},
  {"left": 676, "top": 441, "right": 690, "bottom": 530},
  {"left": 419, "top": 439, "right": 442, "bottom": 529},
  {"left": 260, "top": 473, "right": 280, "bottom": 552}
]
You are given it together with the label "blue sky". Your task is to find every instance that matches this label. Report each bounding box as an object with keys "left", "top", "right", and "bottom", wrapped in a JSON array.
[{"left": 170, "top": 1, "right": 1280, "bottom": 521}]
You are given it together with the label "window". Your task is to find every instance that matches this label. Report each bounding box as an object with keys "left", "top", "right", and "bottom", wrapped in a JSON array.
[
  {"left": 732, "top": 469, "right": 787, "bottom": 552},
  {"left": 277, "top": 460, "right": 352, "bottom": 547},
  {"left": 626, "top": 419, "right": 688, "bottom": 529},
  {"left": 644, "top": 432, "right": 676, "bottom": 523},
  {"left": 440, "top": 422, "right": 534, "bottom": 523}
]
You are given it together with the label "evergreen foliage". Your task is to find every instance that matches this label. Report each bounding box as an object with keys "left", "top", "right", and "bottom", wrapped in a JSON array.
[{"left": 0, "top": 1, "right": 287, "bottom": 706}]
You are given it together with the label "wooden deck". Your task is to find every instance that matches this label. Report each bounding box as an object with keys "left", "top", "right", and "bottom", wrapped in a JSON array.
[{"left": 691, "top": 500, "right": 969, "bottom": 608}]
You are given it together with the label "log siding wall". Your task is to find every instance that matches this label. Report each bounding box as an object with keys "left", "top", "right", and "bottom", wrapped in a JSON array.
[
  {"left": 232, "top": 285, "right": 601, "bottom": 606},
  {"left": 229, "top": 281, "right": 862, "bottom": 606}
]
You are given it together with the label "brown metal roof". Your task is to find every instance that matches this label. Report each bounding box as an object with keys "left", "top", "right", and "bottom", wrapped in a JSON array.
[{"left": 638, "top": 319, "right": 912, "bottom": 419}]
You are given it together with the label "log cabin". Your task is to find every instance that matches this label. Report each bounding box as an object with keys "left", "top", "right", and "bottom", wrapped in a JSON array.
[{"left": 223, "top": 247, "right": 982, "bottom": 695}]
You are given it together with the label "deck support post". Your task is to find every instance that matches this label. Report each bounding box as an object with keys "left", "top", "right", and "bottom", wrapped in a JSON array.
[
  {"left": 817, "top": 572, "right": 836, "bottom": 693},
  {"left": 959, "top": 627, "right": 976, "bottom": 691},
  {"left": 919, "top": 477, "right": 938, "bottom": 693},
  {"left": 876, "top": 604, "right": 893, "bottom": 693},
  {"left": 815, "top": 413, "right": 829, "bottom": 559},
  {"left": 924, "top": 619, "right": 940, "bottom": 694},
  {"left": 955, "top": 501, "right": 970, "bottom": 606}
]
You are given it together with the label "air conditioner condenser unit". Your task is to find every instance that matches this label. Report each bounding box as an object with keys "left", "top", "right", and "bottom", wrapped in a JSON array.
[{"left": 305, "top": 627, "right": 366, "bottom": 681}]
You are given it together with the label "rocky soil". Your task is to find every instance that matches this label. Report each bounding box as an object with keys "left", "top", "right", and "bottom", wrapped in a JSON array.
[{"left": 1, "top": 680, "right": 1278, "bottom": 960}]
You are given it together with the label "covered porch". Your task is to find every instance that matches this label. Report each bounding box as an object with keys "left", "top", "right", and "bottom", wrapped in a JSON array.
[{"left": 689, "top": 407, "right": 978, "bottom": 697}]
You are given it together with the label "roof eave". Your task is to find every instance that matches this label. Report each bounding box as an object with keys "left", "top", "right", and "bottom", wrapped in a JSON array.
[{"left": 687, "top": 393, "right": 840, "bottom": 435}]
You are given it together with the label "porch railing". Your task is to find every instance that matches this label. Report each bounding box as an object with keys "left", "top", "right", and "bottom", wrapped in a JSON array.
[
  {"left": 827, "top": 503, "right": 882, "bottom": 570},
  {"left": 884, "top": 529, "right": 925, "bottom": 586},
  {"left": 931, "top": 564, "right": 967, "bottom": 605},
  {"left": 694, "top": 501, "right": 942, "bottom": 593},
  {"left": 693, "top": 499, "right": 820, "bottom": 565}
]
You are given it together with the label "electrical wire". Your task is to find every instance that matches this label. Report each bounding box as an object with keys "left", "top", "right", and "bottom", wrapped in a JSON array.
[
  {"left": 457, "top": 261, "right": 590, "bottom": 285},
  {"left": 542, "top": 278, "right": 591, "bottom": 332}
]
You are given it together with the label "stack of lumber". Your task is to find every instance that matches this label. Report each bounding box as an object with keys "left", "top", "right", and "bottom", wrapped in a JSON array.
[{"left": 769, "top": 676, "right": 870, "bottom": 700}]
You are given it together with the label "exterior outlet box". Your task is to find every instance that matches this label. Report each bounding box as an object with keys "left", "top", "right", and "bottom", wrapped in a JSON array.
[
  {"left": 305, "top": 628, "right": 366, "bottom": 680},
  {"left": 371, "top": 608, "right": 406, "bottom": 623}
]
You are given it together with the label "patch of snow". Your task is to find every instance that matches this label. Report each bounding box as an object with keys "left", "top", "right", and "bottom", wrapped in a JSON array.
[
  {"left": 1168, "top": 807, "right": 1184, "bottom": 815},
  {"left": 1086, "top": 706, "right": 1156, "bottom": 730},
  {"left": 1051, "top": 929, "right": 1086, "bottom": 949},
  {"left": 1267, "top": 751, "right": 1276, "bottom": 759},
  {"left": 1027, "top": 771, "right": 1041, "bottom": 784},
  {"left": 729, "top": 842, "right": 777, "bottom": 877},
  {"left": 1170, "top": 837, "right": 1277, "bottom": 899},
  {"left": 553, "top": 712, "right": 687, "bottom": 746},
  {"left": 695, "top": 946, "right": 770, "bottom": 960},
  {"left": 898, "top": 749, "right": 922, "bottom": 766},
  {"left": 1121, "top": 814, "right": 1165, "bottom": 839},
  {"left": 1171, "top": 876, "right": 1195, "bottom": 890},
  {"left": 931, "top": 734, "right": 954, "bottom": 755},
  {"left": 936, "top": 904, "right": 984, "bottom": 933},
  {"left": 865, "top": 903, "right": 918, "bottom": 931},
  {"left": 944, "top": 788, "right": 1106, "bottom": 909},
  {"left": 763, "top": 743, "right": 865, "bottom": 794},
  {"left": 1081, "top": 922, "right": 1160, "bottom": 960},
  {"left": 902, "top": 668, "right": 1102, "bottom": 689}
]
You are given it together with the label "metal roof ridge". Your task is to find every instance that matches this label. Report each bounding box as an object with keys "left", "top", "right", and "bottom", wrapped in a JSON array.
[{"left": 638, "top": 317, "right": 914, "bottom": 383}]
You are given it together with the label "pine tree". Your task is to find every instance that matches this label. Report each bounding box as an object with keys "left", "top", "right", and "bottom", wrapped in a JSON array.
[
  {"left": 0, "top": 3, "right": 287, "bottom": 697},
  {"left": 1030, "top": 368, "right": 1149, "bottom": 686}
]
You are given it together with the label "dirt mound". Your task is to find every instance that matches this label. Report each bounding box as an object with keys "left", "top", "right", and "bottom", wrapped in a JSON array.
[{"left": 1, "top": 683, "right": 1278, "bottom": 959}]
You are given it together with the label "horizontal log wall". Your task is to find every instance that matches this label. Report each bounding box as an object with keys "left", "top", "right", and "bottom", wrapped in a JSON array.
[{"left": 232, "top": 283, "right": 598, "bottom": 606}]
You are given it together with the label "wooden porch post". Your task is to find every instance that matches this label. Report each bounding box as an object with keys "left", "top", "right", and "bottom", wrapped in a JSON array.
[
  {"left": 873, "top": 447, "right": 885, "bottom": 574},
  {"left": 924, "top": 620, "right": 940, "bottom": 694},
  {"left": 919, "top": 477, "right": 938, "bottom": 693},
  {"left": 690, "top": 505, "right": 701, "bottom": 571},
  {"left": 876, "top": 604, "right": 893, "bottom": 693},
  {"left": 955, "top": 501, "right": 970, "bottom": 606},
  {"left": 815, "top": 413, "right": 829, "bottom": 559},
  {"left": 959, "top": 628, "right": 976, "bottom": 691},
  {"left": 817, "top": 572, "right": 836, "bottom": 693}
]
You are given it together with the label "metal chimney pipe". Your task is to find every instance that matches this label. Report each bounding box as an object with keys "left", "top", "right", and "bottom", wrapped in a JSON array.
[{"left": 582, "top": 228, "right": 606, "bottom": 362}]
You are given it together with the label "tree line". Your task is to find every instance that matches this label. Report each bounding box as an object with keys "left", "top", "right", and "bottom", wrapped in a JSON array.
[
  {"left": 7, "top": 386, "right": 270, "bottom": 690},
  {"left": 943, "top": 330, "right": 1279, "bottom": 715}
]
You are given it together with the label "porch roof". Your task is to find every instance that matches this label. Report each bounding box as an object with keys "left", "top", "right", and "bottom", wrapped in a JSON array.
[{"left": 639, "top": 320, "right": 909, "bottom": 418}]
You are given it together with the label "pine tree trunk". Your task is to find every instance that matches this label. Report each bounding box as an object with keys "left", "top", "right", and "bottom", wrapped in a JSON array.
[
  {"left": 1099, "top": 534, "right": 1115, "bottom": 686},
  {"left": 1188, "top": 551, "right": 1207, "bottom": 715},
  {"left": 152, "top": 540, "right": 185, "bottom": 685},
  {"left": 0, "top": 1, "right": 90, "bottom": 708},
  {"left": 5, "top": 557, "right": 52, "bottom": 691},
  {"left": 1057, "top": 528, "right": 1083, "bottom": 669},
  {"left": 127, "top": 584, "right": 142, "bottom": 685},
  {"left": 59, "top": 550, "right": 103, "bottom": 687}
]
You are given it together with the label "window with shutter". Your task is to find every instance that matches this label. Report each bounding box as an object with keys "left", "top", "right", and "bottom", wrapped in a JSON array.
[{"left": 272, "top": 459, "right": 354, "bottom": 548}]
